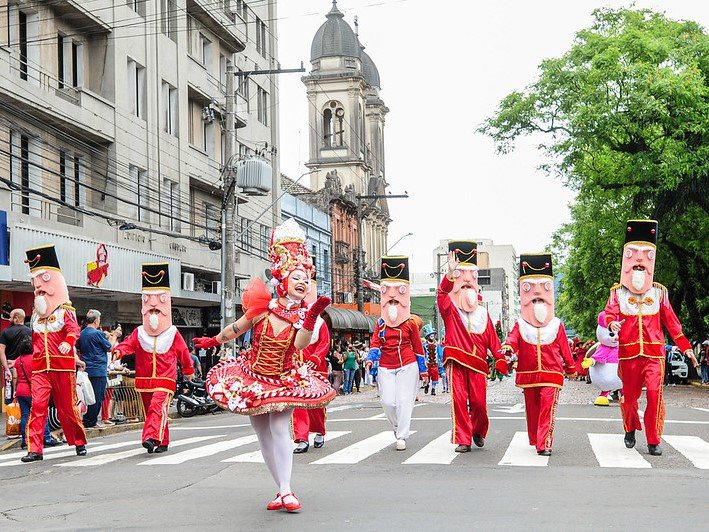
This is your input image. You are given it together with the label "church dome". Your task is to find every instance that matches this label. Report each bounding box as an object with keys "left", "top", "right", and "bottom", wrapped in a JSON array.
[
  {"left": 311, "top": 1, "right": 361, "bottom": 61},
  {"left": 360, "top": 48, "right": 380, "bottom": 88}
]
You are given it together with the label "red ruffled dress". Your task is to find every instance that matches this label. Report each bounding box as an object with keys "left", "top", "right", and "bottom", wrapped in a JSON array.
[{"left": 206, "top": 279, "right": 336, "bottom": 415}]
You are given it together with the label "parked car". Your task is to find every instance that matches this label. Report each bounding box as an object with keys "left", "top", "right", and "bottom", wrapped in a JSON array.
[{"left": 668, "top": 348, "right": 689, "bottom": 384}]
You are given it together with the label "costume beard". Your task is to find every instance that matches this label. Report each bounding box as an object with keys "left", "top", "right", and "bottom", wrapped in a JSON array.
[
  {"left": 631, "top": 269, "right": 646, "bottom": 292},
  {"left": 533, "top": 302, "right": 548, "bottom": 324},
  {"left": 148, "top": 313, "right": 160, "bottom": 331},
  {"left": 387, "top": 304, "right": 398, "bottom": 323},
  {"left": 34, "top": 295, "right": 47, "bottom": 316},
  {"left": 465, "top": 289, "right": 477, "bottom": 307}
]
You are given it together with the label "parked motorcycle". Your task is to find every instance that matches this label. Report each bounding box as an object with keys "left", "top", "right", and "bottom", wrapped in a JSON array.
[{"left": 175, "top": 375, "right": 221, "bottom": 417}]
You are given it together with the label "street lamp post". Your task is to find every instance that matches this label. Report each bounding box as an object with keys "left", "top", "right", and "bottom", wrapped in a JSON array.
[
  {"left": 434, "top": 252, "right": 448, "bottom": 336},
  {"left": 386, "top": 232, "right": 414, "bottom": 255}
]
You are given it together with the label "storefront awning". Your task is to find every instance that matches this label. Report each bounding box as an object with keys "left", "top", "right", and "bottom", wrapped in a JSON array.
[{"left": 322, "top": 307, "right": 379, "bottom": 332}]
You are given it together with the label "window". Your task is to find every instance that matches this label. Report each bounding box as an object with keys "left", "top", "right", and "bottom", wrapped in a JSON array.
[
  {"left": 127, "top": 58, "right": 146, "bottom": 119},
  {"left": 71, "top": 41, "right": 83, "bottom": 87},
  {"left": 199, "top": 33, "right": 212, "bottom": 70},
  {"left": 19, "top": 12, "right": 28, "bottom": 81},
  {"left": 57, "top": 35, "right": 64, "bottom": 88},
  {"left": 257, "top": 87, "right": 268, "bottom": 126},
  {"left": 237, "top": 73, "right": 249, "bottom": 112},
  {"left": 129, "top": 165, "right": 148, "bottom": 221},
  {"left": 127, "top": 0, "right": 146, "bottom": 17},
  {"left": 260, "top": 224, "right": 270, "bottom": 254},
  {"left": 59, "top": 151, "right": 67, "bottom": 203},
  {"left": 235, "top": 0, "right": 247, "bottom": 20},
  {"left": 255, "top": 17, "right": 267, "bottom": 56},
  {"left": 161, "top": 81, "right": 178, "bottom": 136},
  {"left": 72, "top": 155, "right": 85, "bottom": 207},
  {"left": 204, "top": 202, "right": 218, "bottom": 238},
  {"left": 162, "top": 178, "right": 180, "bottom": 231},
  {"left": 18, "top": 11, "right": 39, "bottom": 85},
  {"left": 161, "top": 0, "right": 177, "bottom": 42},
  {"left": 323, "top": 102, "right": 344, "bottom": 147},
  {"left": 10, "top": 133, "right": 42, "bottom": 215},
  {"left": 323, "top": 249, "right": 330, "bottom": 283},
  {"left": 58, "top": 36, "right": 82, "bottom": 88}
]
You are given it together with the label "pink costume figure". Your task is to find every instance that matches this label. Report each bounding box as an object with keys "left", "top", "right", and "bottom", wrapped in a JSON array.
[
  {"left": 582, "top": 311, "right": 622, "bottom": 406},
  {"left": 113, "top": 263, "right": 195, "bottom": 454}
]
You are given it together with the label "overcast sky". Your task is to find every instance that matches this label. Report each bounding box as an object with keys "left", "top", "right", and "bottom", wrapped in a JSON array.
[{"left": 276, "top": 0, "right": 709, "bottom": 273}]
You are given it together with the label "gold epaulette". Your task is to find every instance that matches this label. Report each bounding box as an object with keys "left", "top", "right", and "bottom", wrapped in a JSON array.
[
  {"left": 60, "top": 302, "right": 75, "bottom": 311},
  {"left": 652, "top": 282, "right": 668, "bottom": 291},
  {"left": 609, "top": 282, "right": 622, "bottom": 292}
]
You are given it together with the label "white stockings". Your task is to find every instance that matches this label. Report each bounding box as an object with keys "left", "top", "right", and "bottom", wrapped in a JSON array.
[{"left": 250, "top": 409, "right": 294, "bottom": 494}]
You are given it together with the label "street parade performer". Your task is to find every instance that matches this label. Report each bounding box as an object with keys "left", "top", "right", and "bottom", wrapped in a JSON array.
[
  {"left": 193, "top": 219, "right": 335, "bottom": 513},
  {"left": 292, "top": 265, "right": 332, "bottom": 454},
  {"left": 603, "top": 220, "right": 697, "bottom": 456},
  {"left": 367, "top": 256, "right": 426, "bottom": 451},
  {"left": 113, "top": 263, "right": 194, "bottom": 454},
  {"left": 581, "top": 311, "right": 622, "bottom": 407},
  {"left": 437, "top": 241, "right": 506, "bottom": 452},
  {"left": 421, "top": 324, "right": 439, "bottom": 396},
  {"left": 501, "top": 254, "right": 576, "bottom": 456},
  {"left": 21, "top": 245, "right": 87, "bottom": 463}
]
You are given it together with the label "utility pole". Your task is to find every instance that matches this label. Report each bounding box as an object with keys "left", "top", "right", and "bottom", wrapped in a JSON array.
[{"left": 221, "top": 59, "right": 236, "bottom": 331}]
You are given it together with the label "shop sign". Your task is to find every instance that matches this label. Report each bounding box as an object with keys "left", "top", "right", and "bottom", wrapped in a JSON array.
[
  {"left": 172, "top": 307, "right": 202, "bottom": 327},
  {"left": 87, "top": 243, "right": 109, "bottom": 287}
]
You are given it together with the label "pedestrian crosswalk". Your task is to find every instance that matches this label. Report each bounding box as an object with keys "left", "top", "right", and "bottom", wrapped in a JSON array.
[{"left": 2, "top": 430, "right": 708, "bottom": 470}]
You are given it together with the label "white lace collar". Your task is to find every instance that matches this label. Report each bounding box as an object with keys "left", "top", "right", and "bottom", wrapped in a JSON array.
[
  {"left": 456, "top": 306, "right": 488, "bottom": 334},
  {"left": 137, "top": 325, "right": 178, "bottom": 354},
  {"left": 518, "top": 317, "right": 561, "bottom": 345}
]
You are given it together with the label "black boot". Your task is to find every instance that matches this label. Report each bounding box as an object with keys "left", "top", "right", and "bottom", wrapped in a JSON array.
[
  {"left": 455, "top": 444, "right": 471, "bottom": 453},
  {"left": 424, "top": 384, "right": 429, "bottom": 394},
  {"left": 648, "top": 444, "right": 662, "bottom": 456},
  {"left": 537, "top": 449, "right": 552, "bottom": 456},
  {"left": 75, "top": 445, "right": 87, "bottom": 456},
  {"left": 431, "top": 388, "right": 436, "bottom": 396},
  {"left": 21, "top": 452, "right": 43, "bottom": 463},
  {"left": 473, "top": 434, "right": 485, "bottom": 448},
  {"left": 624, "top": 431, "right": 636, "bottom": 449},
  {"left": 142, "top": 438, "right": 158, "bottom": 454},
  {"left": 154, "top": 445, "right": 169, "bottom": 454}
]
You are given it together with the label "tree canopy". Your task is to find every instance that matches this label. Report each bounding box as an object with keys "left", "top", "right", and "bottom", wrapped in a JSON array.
[{"left": 479, "top": 7, "right": 709, "bottom": 340}]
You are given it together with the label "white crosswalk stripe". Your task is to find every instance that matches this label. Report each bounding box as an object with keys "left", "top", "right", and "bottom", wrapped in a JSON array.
[
  {"left": 0, "top": 442, "right": 107, "bottom": 464},
  {"left": 498, "top": 432, "right": 549, "bottom": 467},
  {"left": 662, "top": 435, "right": 709, "bottom": 469},
  {"left": 141, "top": 435, "right": 259, "bottom": 465},
  {"left": 588, "top": 433, "right": 651, "bottom": 468},
  {"left": 403, "top": 431, "right": 457, "bottom": 465},
  {"left": 223, "top": 431, "right": 350, "bottom": 463},
  {"left": 311, "top": 430, "right": 416, "bottom": 465},
  {"left": 56, "top": 435, "right": 224, "bottom": 467},
  {"left": 0, "top": 442, "right": 124, "bottom": 467}
]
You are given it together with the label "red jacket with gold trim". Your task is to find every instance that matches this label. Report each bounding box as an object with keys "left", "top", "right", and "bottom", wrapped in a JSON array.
[
  {"left": 603, "top": 283, "right": 691, "bottom": 360},
  {"left": 31, "top": 304, "right": 80, "bottom": 372},
  {"left": 114, "top": 326, "right": 194, "bottom": 393},
  {"left": 300, "top": 318, "right": 330, "bottom": 378},
  {"left": 370, "top": 318, "right": 423, "bottom": 370},
  {"left": 503, "top": 318, "right": 575, "bottom": 388},
  {"left": 437, "top": 275, "right": 502, "bottom": 375}
]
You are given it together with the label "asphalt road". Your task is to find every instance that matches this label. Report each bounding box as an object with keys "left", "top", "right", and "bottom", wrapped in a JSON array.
[{"left": 1, "top": 397, "right": 708, "bottom": 531}]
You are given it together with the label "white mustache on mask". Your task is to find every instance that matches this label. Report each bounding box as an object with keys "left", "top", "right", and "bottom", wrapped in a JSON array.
[
  {"left": 533, "top": 302, "right": 548, "bottom": 324},
  {"left": 34, "top": 296, "right": 47, "bottom": 316},
  {"left": 387, "top": 304, "right": 398, "bottom": 322},
  {"left": 148, "top": 313, "right": 160, "bottom": 331},
  {"left": 631, "top": 269, "right": 646, "bottom": 291}
]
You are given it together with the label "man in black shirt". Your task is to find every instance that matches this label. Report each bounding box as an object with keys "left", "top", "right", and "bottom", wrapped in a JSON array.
[{"left": 0, "top": 309, "right": 32, "bottom": 375}]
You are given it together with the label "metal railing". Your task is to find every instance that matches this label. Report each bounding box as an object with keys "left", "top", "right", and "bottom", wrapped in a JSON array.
[{"left": 105, "top": 372, "right": 145, "bottom": 423}]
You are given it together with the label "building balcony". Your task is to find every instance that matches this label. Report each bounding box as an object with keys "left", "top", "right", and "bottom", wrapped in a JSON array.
[{"left": 187, "top": 0, "right": 246, "bottom": 53}]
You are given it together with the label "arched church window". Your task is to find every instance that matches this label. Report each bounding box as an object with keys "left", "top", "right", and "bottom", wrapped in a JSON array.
[{"left": 323, "top": 101, "right": 345, "bottom": 148}]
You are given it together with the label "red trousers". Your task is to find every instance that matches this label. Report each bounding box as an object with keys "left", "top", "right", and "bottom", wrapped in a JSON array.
[
  {"left": 448, "top": 361, "right": 488, "bottom": 445},
  {"left": 27, "top": 371, "right": 86, "bottom": 454},
  {"left": 139, "top": 391, "right": 173, "bottom": 446},
  {"left": 618, "top": 356, "right": 664, "bottom": 445},
  {"left": 292, "top": 407, "right": 326, "bottom": 442},
  {"left": 427, "top": 366, "right": 439, "bottom": 382},
  {"left": 523, "top": 386, "right": 560, "bottom": 452}
]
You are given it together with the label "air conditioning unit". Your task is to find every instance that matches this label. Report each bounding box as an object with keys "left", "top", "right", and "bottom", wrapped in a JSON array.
[
  {"left": 182, "top": 272, "right": 195, "bottom": 291},
  {"left": 211, "top": 281, "right": 222, "bottom": 294},
  {"left": 343, "top": 292, "right": 354, "bottom": 304}
]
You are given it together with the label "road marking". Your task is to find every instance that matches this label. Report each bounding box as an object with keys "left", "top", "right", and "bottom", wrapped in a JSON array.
[
  {"left": 493, "top": 403, "right": 525, "bottom": 414},
  {"left": 140, "top": 435, "right": 259, "bottom": 465},
  {"left": 693, "top": 407, "right": 709, "bottom": 413},
  {"left": 498, "top": 432, "right": 548, "bottom": 467},
  {"left": 327, "top": 404, "right": 364, "bottom": 412},
  {"left": 663, "top": 435, "right": 709, "bottom": 469},
  {"left": 588, "top": 433, "right": 651, "bottom": 468},
  {"left": 403, "top": 431, "right": 457, "bottom": 465},
  {"left": 56, "top": 435, "right": 223, "bottom": 467},
  {"left": 171, "top": 424, "right": 251, "bottom": 430},
  {"left": 223, "top": 431, "right": 351, "bottom": 463},
  {"left": 0, "top": 442, "right": 107, "bottom": 463},
  {"left": 328, "top": 416, "right": 709, "bottom": 425},
  {"left": 0, "top": 442, "right": 125, "bottom": 467},
  {"left": 311, "top": 431, "right": 416, "bottom": 465}
]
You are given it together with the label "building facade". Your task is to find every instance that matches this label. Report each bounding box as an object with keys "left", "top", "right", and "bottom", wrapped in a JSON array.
[{"left": 0, "top": 0, "right": 280, "bottom": 339}]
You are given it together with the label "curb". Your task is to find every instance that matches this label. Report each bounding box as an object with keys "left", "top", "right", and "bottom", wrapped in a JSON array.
[{"left": 689, "top": 380, "right": 709, "bottom": 390}]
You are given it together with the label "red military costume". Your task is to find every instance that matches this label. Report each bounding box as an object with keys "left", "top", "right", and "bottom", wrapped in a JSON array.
[
  {"left": 23, "top": 245, "right": 87, "bottom": 462},
  {"left": 603, "top": 220, "right": 696, "bottom": 455},
  {"left": 502, "top": 254, "right": 575, "bottom": 456},
  {"left": 113, "top": 263, "right": 194, "bottom": 453},
  {"left": 437, "top": 241, "right": 505, "bottom": 452}
]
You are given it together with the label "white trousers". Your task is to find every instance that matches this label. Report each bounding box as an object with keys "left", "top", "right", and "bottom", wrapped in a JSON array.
[{"left": 377, "top": 362, "right": 419, "bottom": 440}]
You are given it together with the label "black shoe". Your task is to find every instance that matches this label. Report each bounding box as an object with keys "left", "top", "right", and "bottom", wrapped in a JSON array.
[
  {"left": 648, "top": 444, "right": 662, "bottom": 456},
  {"left": 154, "top": 445, "right": 169, "bottom": 454},
  {"left": 455, "top": 444, "right": 471, "bottom": 453},
  {"left": 76, "top": 445, "right": 87, "bottom": 456},
  {"left": 21, "top": 452, "right": 44, "bottom": 462},
  {"left": 431, "top": 389, "right": 436, "bottom": 396},
  {"left": 473, "top": 434, "right": 485, "bottom": 448},
  {"left": 142, "top": 438, "right": 158, "bottom": 454},
  {"left": 313, "top": 434, "right": 325, "bottom": 448},
  {"left": 424, "top": 385, "right": 429, "bottom": 394},
  {"left": 624, "top": 431, "right": 636, "bottom": 449},
  {"left": 537, "top": 449, "right": 552, "bottom": 456},
  {"left": 293, "top": 441, "right": 309, "bottom": 454}
]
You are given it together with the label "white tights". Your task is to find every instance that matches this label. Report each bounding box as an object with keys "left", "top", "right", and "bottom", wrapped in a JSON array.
[{"left": 250, "top": 409, "right": 294, "bottom": 495}]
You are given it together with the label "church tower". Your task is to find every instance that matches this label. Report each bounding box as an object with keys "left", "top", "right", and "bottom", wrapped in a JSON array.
[{"left": 304, "top": 1, "right": 390, "bottom": 306}]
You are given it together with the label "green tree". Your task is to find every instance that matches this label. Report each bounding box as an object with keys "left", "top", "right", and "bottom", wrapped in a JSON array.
[{"left": 479, "top": 7, "right": 709, "bottom": 340}]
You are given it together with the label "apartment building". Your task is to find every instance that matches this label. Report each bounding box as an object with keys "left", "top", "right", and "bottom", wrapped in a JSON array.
[{"left": 0, "top": 0, "right": 279, "bottom": 338}]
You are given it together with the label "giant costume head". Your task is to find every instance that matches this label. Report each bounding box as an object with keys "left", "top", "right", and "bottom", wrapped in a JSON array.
[
  {"left": 448, "top": 240, "right": 480, "bottom": 313},
  {"left": 141, "top": 262, "right": 173, "bottom": 336},
  {"left": 379, "top": 256, "right": 410, "bottom": 327},
  {"left": 268, "top": 218, "right": 314, "bottom": 302},
  {"left": 25, "top": 245, "right": 70, "bottom": 318},
  {"left": 519, "top": 253, "right": 555, "bottom": 328},
  {"left": 620, "top": 219, "right": 657, "bottom": 295}
]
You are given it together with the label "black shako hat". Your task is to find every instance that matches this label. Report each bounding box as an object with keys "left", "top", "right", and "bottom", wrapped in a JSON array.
[
  {"left": 141, "top": 262, "right": 171, "bottom": 291},
  {"left": 519, "top": 253, "right": 553, "bottom": 280},
  {"left": 25, "top": 244, "right": 61, "bottom": 273},
  {"left": 624, "top": 219, "right": 658, "bottom": 247},
  {"left": 380, "top": 256, "right": 410, "bottom": 283},
  {"left": 448, "top": 240, "right": 478, "bottom": 266}
]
